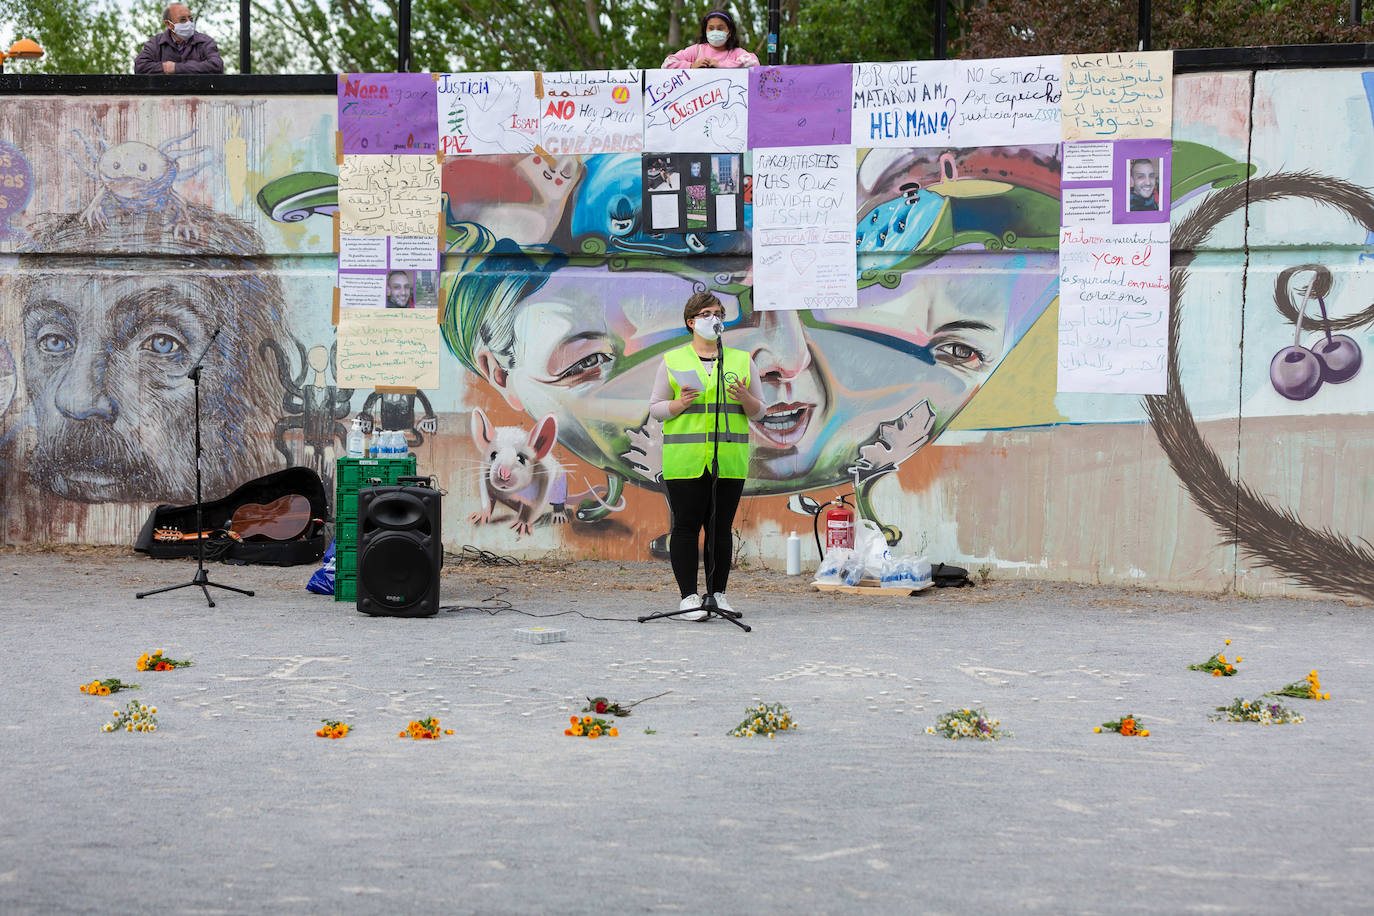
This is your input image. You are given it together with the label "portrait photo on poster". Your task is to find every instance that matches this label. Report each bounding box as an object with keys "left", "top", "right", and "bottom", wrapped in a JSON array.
[{"left": 1113, "top": 139, "right": 1171, "bottom": 224}]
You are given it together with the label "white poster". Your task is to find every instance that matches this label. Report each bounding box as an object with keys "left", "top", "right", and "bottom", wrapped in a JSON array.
[
  {"left": 1057, "top": 223, "right": 1171, "bottom": 394},
  {"left": 540, "top": 70, "right": 644, "bottom": 155},
  {"left": 642, "top": 69, "right": 748, "bottom": 152},
  {"left": 952, "top": 55, "right": 1061, "bottom": 146},
  {"left": 436, "top": 71, "right": 540, "bottom": 155},
  {"left": 751, "top": 145, "right": 858, "bottom": 311},
  {"left": 851, "top": 60, "right": 959, "bottom": 148}
]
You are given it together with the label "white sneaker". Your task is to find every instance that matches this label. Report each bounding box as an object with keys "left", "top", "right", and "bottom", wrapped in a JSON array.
[
  {"left": 711, "top": 592, "right": 734, "bottom": 614},
  {"left": 678, "top": 593, "right": 708, "bottom": 621}
]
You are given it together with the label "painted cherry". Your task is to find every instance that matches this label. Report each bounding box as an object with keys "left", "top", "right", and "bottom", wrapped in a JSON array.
[
  {"left": 1312, "top": 334, "right": 1362, "bottom": 384},
  {"left": 1270, "top": 346, "right": 1324, "bottom": 401}
]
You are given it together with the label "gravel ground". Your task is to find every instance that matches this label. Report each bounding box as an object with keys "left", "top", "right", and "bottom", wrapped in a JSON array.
[{"left": 1, "top": 547, "right": 1369, "bottom": 915}]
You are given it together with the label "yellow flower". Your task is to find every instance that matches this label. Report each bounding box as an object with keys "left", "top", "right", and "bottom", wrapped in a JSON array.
[
  {"left": 1235, "top": 656, "right": 1242, "bottom": 663},
  {"left": 1224, "top": 639, "right": 1231, "bottom": 645},
  {"left": 1093, "top": 727, "right": 1101, "bottom": 733},
  {"left": 608, "top": 728, "right": 618, "bottom": 737},
  {"left": 582, "top": 715, "right": 593, "bottom": 726}
]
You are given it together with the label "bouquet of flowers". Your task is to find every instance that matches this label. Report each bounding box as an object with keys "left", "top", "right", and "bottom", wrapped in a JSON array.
[
  {"left": 565, "top": 715, "right": 619, "bottom": 738},
  {"left": 79, "top": 678, "right": 139, "bottom": 696},
  {"left": 398, "top": 716, "right": 451, "bottom": 740},
  {"left": 582, "top": 690, "right": 670, "bottom": 717},
  {"left": 103, "top": 701, "right": 158, "bottom": 733},
  {"left": 730, "top": 702, "right": 797, "bottom": 738},
  {"left": 137, "top": 649, "right": 193, "bottom": 672},
  {"left": 1095, "top": 713, "right": 1149, "bottom": 736},
  {"left": 1268, "top": 669, "right": 1330, "bottom": 701},
  {"left": 1212, "top": 697, "right": 1304, "bottom": 724},
  {"left": 925, "top": 708, "right": 1010, "bottom": 741},
  {"left": 316, "top": 719, "right": 351, "bottom": 739},
  {"left": 1188, "top": 642, "right": 1241, "bottom": 676}
]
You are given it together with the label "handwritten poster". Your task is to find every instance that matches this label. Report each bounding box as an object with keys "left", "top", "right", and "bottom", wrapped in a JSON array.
[
  {"left": 436, "top": 71, "right": 539, "bottom": 155},
  {"left": 338, "top": 155, "right": 440, "bottom": 237},
  {"left": 1056, "top": 223, "right": 1171, "bottom": 394},
  {"left": 851, "top": 60, "right": 959, "bottom": 148},
  {"left": 540, "top": 70, "right": 644, "bottom": 155},
  {"left": 751, "top": 146, "right": 857, "bottom": 311},
  {"left": 1061, "top": 50, "right": 1173, "bottom": 141},
  {"left": 336, "top": 308, "right": 441, "bottom": 389},
  {"left": 338, "top": 73, "right": 438, "bottom": 155},
  {"left": 642, "top": 69, "right": 748, "bottom": 152},
  {"left": 748, "top": 64, "right": 852, "bottom": 148},
  {"left": 953, "top": 56, "right": 1061, "bottom": 146}
]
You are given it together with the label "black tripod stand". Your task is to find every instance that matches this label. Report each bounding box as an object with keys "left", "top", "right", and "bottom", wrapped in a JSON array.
[
  {"left": 136, "top": 326, "right": 255, "bottom": 608},
  {"left": 639, "top": 325, "right": 750, "bottom": 632}
]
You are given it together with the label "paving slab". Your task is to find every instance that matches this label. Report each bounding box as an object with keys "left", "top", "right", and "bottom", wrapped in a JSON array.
[{"left": 1, "top": 549, "right": 1370, "bottom": 915}]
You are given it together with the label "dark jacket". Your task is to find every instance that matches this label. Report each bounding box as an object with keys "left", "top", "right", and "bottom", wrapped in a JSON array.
[{"left": 133, "top": 31, "right": 224, "bottom": 74}]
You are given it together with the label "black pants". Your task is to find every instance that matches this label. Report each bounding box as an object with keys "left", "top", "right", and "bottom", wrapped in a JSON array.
[{"left": 664, "top": 471, "right": 745, "bottom": 598}]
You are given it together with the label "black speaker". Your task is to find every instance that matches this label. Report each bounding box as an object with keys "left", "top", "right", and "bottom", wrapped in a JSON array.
[{"left": 356, "top": 484, "right": 442, "bottom": 617}]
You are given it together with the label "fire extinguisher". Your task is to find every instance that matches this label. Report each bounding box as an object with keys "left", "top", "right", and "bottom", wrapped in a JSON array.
[{"left": 820, "top": 495, "right": 855, "bottom": 552}]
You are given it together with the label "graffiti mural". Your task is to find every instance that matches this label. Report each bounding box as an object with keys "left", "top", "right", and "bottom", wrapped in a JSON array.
[{"left": 1, "top": 68, "right": 1372, "bottom": 602}]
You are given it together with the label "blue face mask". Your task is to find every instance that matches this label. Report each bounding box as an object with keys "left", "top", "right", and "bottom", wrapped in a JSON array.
[{"left": 706, "top": 29, "right": 729, "bottom": 47}]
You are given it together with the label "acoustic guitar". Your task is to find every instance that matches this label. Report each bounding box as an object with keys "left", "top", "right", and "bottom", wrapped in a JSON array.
[
  {"left": 229, "top": 494, "right": 313, "bottom": 541},
  {"left": 153, "top": 494, "right": 313, "bottom": 543}
]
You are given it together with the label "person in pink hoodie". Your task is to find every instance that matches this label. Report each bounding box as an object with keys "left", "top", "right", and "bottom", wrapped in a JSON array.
[{"left": 663, "top": 9, "right": 760, "bottom": 69}]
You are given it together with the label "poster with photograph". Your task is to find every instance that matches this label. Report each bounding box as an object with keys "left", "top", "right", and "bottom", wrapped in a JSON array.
[
  {"left": 337, "top": 235, "right": 440, "bottom": 310},
  {"left": 641, "top": 153, "right": 744, "bottom": 234}
]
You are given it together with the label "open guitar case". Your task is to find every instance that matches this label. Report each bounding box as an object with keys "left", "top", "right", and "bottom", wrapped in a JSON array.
[{"left": 134, "top": 466, "right": 329, "bottom": 566}]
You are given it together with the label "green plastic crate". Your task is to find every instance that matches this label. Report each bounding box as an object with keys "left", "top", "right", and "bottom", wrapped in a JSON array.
[{"left": 333, "top": 456, "right": 419, "bottom": 602}]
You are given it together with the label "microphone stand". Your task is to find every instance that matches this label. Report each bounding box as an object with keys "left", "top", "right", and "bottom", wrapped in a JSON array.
[
  {"left": 136, "top": 326, "right": 255, "bottom": 608},
  {"left": 639, "top": 319, "right": 750, "bottom": 631}
]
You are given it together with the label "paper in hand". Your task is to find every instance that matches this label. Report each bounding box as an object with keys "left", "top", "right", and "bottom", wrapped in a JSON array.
[{"left": 671, "top": 368, "right": 702, "bottom": 392}]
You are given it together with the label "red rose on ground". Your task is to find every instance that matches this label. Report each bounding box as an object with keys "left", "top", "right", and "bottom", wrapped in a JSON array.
[{"left": 595, "top": 702, "right": 607, "bottom": 713}]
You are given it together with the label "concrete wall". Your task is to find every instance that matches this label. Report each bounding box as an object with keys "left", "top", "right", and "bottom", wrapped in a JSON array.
[{"left": 1, "top": 67, "right": 1372, "bottom": 601}]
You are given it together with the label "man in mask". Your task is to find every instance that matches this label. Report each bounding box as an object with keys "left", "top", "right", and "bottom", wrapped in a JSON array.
[{"left": 134, "top": 4, "right": 224, "bottom": 74}]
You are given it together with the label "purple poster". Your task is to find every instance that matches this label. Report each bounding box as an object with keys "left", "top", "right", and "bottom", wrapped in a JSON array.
[
  {"left": 748, "top": 64, "right": 852, "bottom": 148},
  {"left": 339, "top": 73, "right": 439, "bottom": 155}
]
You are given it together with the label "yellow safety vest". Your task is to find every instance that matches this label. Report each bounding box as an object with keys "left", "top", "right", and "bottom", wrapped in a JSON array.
[{"left": 661, "top": 343, "right": 751, "bottom": 480}]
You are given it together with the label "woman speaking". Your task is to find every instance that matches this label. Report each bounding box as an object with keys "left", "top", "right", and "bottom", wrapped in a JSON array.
[{"left": 649, "top": 292, "right": 766, "bottom": 620}]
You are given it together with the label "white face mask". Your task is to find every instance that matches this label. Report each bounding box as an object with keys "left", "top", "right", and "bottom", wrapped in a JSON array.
[
  {"left": 172, "top": 21, "right": 195, "bottom": 39},
  {"left": 706, "top": 29, "right": 729, "bottom": 47},
  {"left": 693, "top": 316, "right": 722, "bottom": 339}
]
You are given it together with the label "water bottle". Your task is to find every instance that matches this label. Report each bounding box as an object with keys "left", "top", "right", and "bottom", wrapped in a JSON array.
[
  {"left": 368, "top": 429, "right": 380, "bottom": 459},
  {"left": 346, "top": 418, "right": 365, "bottom": 458},
  {"left": 785, "top": 531, "right": 802, "bottom": 576}
]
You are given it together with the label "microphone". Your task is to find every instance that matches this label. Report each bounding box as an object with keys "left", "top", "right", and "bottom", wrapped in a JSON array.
[{"left": 710, "top": 316, "right": 723, "bottom": 336}]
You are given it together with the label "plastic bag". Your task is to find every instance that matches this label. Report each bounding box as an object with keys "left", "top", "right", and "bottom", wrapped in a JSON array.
[
  {"left": 813, "top": 546, "right": 851, "bottom": 584},
  {"left": 306, "top": 539, "right": 336, "bottom": 595},
  {"left": 854, "top": 519, "right": 887, "bottom": 583}
]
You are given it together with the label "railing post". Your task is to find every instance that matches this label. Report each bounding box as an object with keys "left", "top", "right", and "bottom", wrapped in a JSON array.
[
  {"left": 1138, "top": 0, "right": 1152, "bottom": 51},
  {"left": 398, "top": 0, "right": 412, "bottom": 72},
  {"left": 936, "top": 0, "right": 947, "bottom": 59},
  {"left": 239, "top": 0, "right": 251, "bottom": 74},
  {"left": 767, "top": 0, "right": 781, "bottom": 65}
]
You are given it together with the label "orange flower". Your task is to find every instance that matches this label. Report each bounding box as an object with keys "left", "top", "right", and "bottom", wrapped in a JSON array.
[
  {"left": 444, "top": 729, "right": 453, "bottom": 735},
  {"left": 1225, "top": 664, "right": 1234, "bottom": 673},
  {"left": 97, "top": 686, "right": 111, "bottom": 696},
  {"left": 582, "top": 715, "right": 593, "bottom": 725},
  {"left": 570, "top": 715, "right": 579, "bottom": 725},
  {"left": 564, "top": 729, "right": 573, "bottom": 736},
  {"left": 608, "top": 728, "right": 619, "bottom": 737},
  {"left": 1212, "top": 669, "right": 1223, "bottom": 677},
  {"left": 588, "top": 731, "right": 600, "bottom": 739},
  {"left": 1138, "top": 729, "right": 1150, "bottom": 736}
]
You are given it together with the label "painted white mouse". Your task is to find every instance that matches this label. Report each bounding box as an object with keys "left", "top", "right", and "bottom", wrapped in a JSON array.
[{"left": 469, "top": 407, "right": 567, "bottom": 536}]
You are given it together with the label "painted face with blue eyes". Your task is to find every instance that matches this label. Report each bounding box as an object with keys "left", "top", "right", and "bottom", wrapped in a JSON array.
[{"left": 20, "top": 272, "right": 209, "bottom": 502}]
